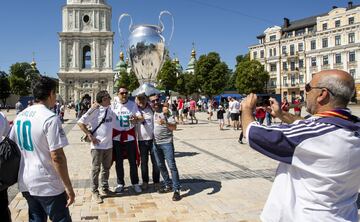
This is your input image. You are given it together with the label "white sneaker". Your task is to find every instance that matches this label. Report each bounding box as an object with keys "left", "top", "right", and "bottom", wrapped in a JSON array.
[
  {"left": 133, "top": 184, "right": 142, "bottom": 193},
  {"left": 114, "top": 184, "right": 124, "bottom": 193}
]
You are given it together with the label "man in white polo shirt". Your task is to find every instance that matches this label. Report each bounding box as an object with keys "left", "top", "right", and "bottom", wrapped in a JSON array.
[
  {"left": 9, "top": 76, "right": 74, "bottom": 221},
  {"left": 78, "top": 90, "right": 115, "bottom": 204}
]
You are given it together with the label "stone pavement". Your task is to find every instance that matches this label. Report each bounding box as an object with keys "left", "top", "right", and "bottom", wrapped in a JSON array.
[{"left": 5, "top": 105, "right": 360, "bottom": 222}]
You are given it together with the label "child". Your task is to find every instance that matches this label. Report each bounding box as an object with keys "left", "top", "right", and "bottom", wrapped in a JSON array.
[{"left": 217, "top": 105, "right": 226, "bottom": 130}]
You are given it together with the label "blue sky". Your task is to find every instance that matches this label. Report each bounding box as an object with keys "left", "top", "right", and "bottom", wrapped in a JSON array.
[{"left": 0, "top": 0, "right": 356, "bottom": 77}]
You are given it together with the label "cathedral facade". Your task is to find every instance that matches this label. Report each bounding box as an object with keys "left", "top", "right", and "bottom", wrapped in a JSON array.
[{"left": 58, "top": 0, "right": 114, "bottom": 103}]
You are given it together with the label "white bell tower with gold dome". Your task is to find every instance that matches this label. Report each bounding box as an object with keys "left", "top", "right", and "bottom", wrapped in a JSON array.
[{"left": 58, "top": 0, "right": 114, "bottom": 103}]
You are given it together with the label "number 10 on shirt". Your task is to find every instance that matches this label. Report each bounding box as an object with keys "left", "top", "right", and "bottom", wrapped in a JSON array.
[{"left": 16, "top": 120, "right": 34, "bottom": 151}]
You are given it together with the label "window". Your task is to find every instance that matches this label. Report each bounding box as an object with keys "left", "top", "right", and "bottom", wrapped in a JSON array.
[
  {"left": 295, "top": 29, "right": 305, "bottom": 36},
  {"left": 335, "top": 53, "right": 342, "bottom": 64},
  {"left": 349, "top": 69, "right": 356, "bottom": 78},
  {"left": 349, "top": 17, "right": 354, "bottom": 25},
  {"left": 283, "top": 62, "right": 288, "bottom": 70},
  {"left": 269, "top": 49, "right": 273, "bottom": 57},
  {"left": 82, "top": 45, "right": 91, "bottom": 69},
  {"left": 323, "top": 55, "right": 329, "bottom": 65},
  {"left": 322, "top": 38, "right": 328, "bottom": 48},
  {"left": 290, "top": 62, "right": 295, "bottom": 71},
  {"left": 335, "top": 20, "right": 340, "bottom": 28},
  {"left": 270, "top": 78, "right": 277, "bottom": 87},
  {"left": 348, "top": 33, "right": 355, "bottom": 43},
  {"left": 299, "top": 75, "right": 304, "bottom": 84},
  {"left": 273, "top": 48, "right": 277, "bottom": 56},
  {"left": 260, "top": 50, "right": 264, "bottom": 58},
  {"left": 253, "top": 51, "right": 257, "bottom": 59},
  {"left": 290, "top": 44, "right": 295, "bottom": 56},
  {"left": 270, "top": 63, "right": 277, "bottom": 71},
  {"left": 286, "top": 32, "right": 293, "bottom": 38},
  {"left": 335, "top": 35, "right": 341, "bottom": 46},
  {"left": 322, "top": 23, "right": 328, "bottom": 30},
  {"left": 349, "top": 51, "right": 356, "bottom": 62},
  {"left": 299, "top": 59, "right": 304, "bottom": 68},
  {"left": 298, "top": 43, "right": 303, "bottom": 52},
  {"left": 311, "top": 40, "right": 316, "bottom": 50},
  {"left": 311, "top": 57, "right": 317, "bottom": 67},
  {"left": 308, "top": 26, "right": 314, "bottom": 33},
  {"left": 283, "top": 76, "right": 288, "bottom": 86},
  {"left": 282, "top": 46, "right": 287, "bottom": 55},
  {"left": 270, "top": 35, "right": 276, "bottom": 41},
  {"left": 291, "top": 74, "right": 296, "bottom": 86}
]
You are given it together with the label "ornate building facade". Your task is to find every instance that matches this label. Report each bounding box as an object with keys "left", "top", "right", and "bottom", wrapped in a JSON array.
[
  {"left": 58, "top": 0, "right": 114, "bottom": 103},
  {"left": 249, "top": 2, "right": 360, "bottom": 101}
]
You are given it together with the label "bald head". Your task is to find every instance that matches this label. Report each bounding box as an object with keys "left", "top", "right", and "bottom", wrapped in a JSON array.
[{"left": 313, "top": 69, "right": 355, "bottom": 107}]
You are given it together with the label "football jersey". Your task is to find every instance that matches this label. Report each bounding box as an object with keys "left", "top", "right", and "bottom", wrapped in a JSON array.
[
  {"left": 78, "top": 106, "right": 116, "bottom": 149},
  {"left": 9, "top": 104, "right": 69, "bottom": 196},
  {"left": 111, "top": 99, "right": 141, "bottom": 141}
]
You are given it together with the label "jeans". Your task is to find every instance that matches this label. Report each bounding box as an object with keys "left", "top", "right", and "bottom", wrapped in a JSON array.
[
  {"left": 22, "top": 192, "right": 71, "bottom": 222},
  {"left": 138, "top": 140, "right": 160, "bottom": 184},
  {"left": 90, "top": 149, "right": 113, "bottom": 192},
  {"left": 153, "top": 142, "right": 181, "bottom": 191},
  {"left": 0, "top": 188, "right": 11, "bottom": 222},
  {"left": 113, "top": 140, "right": 139, "bottom": 185}
]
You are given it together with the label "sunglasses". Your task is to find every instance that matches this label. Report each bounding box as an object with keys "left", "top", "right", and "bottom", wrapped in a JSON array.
[
  {"left": 150, "top": 98, "right": 160, "bottom": 103},
  {"left": 305, "top": 83, "right": 335, "bottom": 96},
  {"left": 119, "top": 92, "right": 128, "bottom": 95}
]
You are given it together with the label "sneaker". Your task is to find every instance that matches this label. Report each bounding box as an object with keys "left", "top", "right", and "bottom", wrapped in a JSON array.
[
  {"left": 154, "top": 183, "right": 161, "bottom": 191},
  {"left": 238, "top": 140, "right": 243, "bottom": 144},
  {"left": 172, "top": 190, "right": 181, "bottom": 201},
  {"left": 92, "top": 191, "right": 103, "bottom": 204},
  {"left": 114, "top": 184, "right": 124, "bottom": 193},
  {"left": 158, "top": 186, "right": 172, "bottom": 194},
  {"left": 141, "top": 182, "right": 148, "bottom": 190},
  {"left": 101, "top": 188, "right": 112, "bottom": 196},
  {"left": 133, "top": 184, "right": 142, "bottom": 193}
]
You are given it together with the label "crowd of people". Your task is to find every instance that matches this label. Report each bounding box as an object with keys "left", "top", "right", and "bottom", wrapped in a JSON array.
[{"left": 0, "top": 69, "right": 359, "bottom": 221}]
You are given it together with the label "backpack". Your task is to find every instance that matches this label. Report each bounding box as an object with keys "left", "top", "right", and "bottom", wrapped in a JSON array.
[{"left": 0, "top": 137, "right": 21, "bottom": 191}]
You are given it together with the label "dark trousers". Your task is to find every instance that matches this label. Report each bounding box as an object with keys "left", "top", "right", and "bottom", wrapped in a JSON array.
[
  {"left": 138, "top": 140, "right": 160, "bottom": 184},
  {"left": 22, "top": 192, "right": 71, "bottom": 222},
  {"left": 0, "top": 188, "right": 11, "bottom": 222},
  {"left": 113, "top": 140, "right": 139, "bottom": 185}
]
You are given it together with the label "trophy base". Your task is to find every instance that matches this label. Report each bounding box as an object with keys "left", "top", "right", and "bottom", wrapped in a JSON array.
[{"left": 132, "top": 83, "right": 161, "bottom": 97}]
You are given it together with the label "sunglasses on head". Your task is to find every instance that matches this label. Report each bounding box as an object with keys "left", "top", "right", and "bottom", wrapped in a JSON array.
[
  {"left": 119, "top": 91, "right": 128, "bottom": 95},
  {"left": 305, "top": 83, "right": 335, "bottom": 96}
]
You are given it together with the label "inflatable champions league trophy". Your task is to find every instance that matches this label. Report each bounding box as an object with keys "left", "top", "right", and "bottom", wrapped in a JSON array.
[{"left": 118, "top": 11, "right": 174, "bottom": 96}]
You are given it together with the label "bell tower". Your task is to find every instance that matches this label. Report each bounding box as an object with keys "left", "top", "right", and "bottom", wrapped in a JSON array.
[{"left": 58, "top": 0, "right": 114, "bottom": 103}]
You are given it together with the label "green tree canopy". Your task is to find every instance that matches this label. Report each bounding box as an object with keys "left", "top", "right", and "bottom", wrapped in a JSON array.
[
  {"left": 156, "top": 60, "right": 178, "bottom": 93},
  {"left": 9, "top": 62, "right": 40, "bottom": 96},
  {"left": 128, "top": 70, "right": 140, "bottom": 92},
  {"left": 0, "top": 71, "right": 11, "bottom": 106},
  {"left": 175, "top": 72, "right": 197, "bottom": 97},
  {"left": 115, "top": 70, "right": 130, "bottom": 90},
  {"left": 195, "top": 52, "right": 230, "bottom": 98},
  {"left": 235, "top": 56, "right": 269, "bottom": 94}
]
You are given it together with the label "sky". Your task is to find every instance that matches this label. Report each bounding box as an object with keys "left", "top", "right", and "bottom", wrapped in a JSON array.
[{"left": 0, "top": 0, "right": 356, "bottom": 77}]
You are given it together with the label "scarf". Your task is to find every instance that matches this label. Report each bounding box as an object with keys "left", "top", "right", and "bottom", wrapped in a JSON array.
[{"left": 315, "top": 108, "right": 359, "bottom": 122}]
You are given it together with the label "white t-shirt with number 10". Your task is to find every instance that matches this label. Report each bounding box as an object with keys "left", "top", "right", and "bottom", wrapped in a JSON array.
[{"left": 9, "top": 104, "right": 69, "bottom": 197}]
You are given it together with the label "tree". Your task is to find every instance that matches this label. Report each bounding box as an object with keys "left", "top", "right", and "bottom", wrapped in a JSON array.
[
  {"left": 194, "top": 52, "right": 230, "bottom": 98},
  {"left": 235, "top": 56, "right": 269, "bottom": 94},
  {"left": 175, "top": 72, "right": 197, "bottom": 97},
  {"left": 128, "top": 70, "right": 140, "bottom": 92},
  {"left": 115, "top": 70, "right": 130, "bottom": 90},
  {"left": 0, "top": 71, "right": 11, "bottom": 106},
  {"left": 156, "top": 60, "right": 178, "bottom": 94},
  {"left": 9, "top": 62, "right": 40, "bottom": 96}
]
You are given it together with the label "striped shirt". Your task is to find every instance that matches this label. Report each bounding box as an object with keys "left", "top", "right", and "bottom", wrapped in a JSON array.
[{"left": 246, "top": 116, "right": 360, "bottom": 222}]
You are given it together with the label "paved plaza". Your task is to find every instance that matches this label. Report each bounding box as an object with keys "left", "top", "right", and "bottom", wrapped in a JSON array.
[{"left": 4, "top": 105, "right": 360, "bottom": 222}]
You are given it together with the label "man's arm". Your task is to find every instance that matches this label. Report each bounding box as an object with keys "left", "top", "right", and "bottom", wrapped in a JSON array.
[
  {"left": 241, "top": 94, "right": 257, "bottom": 136},
  {"left": 50, "top": 148, "right": 75, "bottom": 207}
]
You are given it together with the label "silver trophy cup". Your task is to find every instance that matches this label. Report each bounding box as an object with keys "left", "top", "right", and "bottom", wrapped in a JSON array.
[{"left": 118, "top": 11, "right": 174, "bottom": 96}]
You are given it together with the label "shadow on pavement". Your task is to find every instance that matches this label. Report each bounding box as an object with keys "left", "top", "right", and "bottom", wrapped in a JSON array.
[
  {"left": 180, "top": 178, "right": 222, "bottom": 198},
  {"left": 174, "top": 151, "right": 199, "bottom": 158}
]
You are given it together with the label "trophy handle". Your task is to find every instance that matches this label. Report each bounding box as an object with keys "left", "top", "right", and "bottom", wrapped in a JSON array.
[
  {"left": 159, "top": 11, "right": 174, "bottom": 46},
  {"left": 118, "top": 13, "right": 133, "bottom": 49}
]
